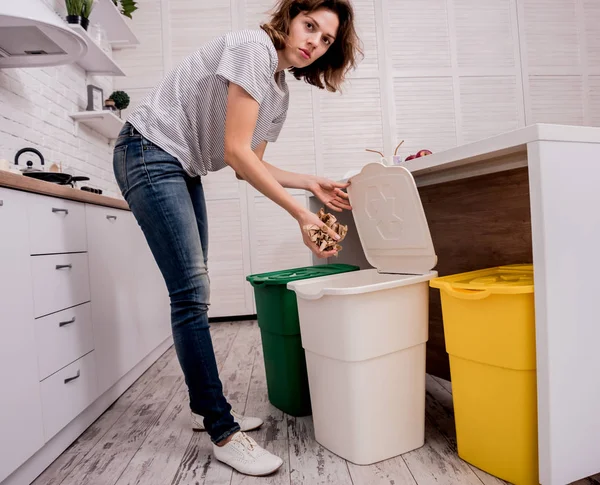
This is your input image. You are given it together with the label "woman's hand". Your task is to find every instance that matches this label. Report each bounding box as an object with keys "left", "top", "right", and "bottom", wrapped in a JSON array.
[
  {"left": 307, "top": 176, "right": 352, "bottom": 212},
  {"left": 296, "top": 210, "right": 341, "bottom": 259}
]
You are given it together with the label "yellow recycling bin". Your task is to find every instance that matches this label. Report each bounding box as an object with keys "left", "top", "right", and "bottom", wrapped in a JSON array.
[{"left": 430, "top": 264, "right": 538, "bottom": 485}]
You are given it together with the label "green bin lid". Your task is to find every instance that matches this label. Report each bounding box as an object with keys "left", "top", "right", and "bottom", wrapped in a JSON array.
[{"left": 246, "top": 264, "right": 359, "bottom": 286}]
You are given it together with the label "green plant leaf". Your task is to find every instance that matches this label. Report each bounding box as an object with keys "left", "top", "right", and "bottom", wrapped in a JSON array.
[
  {"left": 109, "top": 90, "right": 131, "bottom": 110},
  {"left": 118, "top": 0, "right": 138, "bottom": 19},
  {"left": 81, "top": 0, "right": 94, "bottom": 19},
  {"left": 65, "top": 0, "right": 85, "bottom": 16}
]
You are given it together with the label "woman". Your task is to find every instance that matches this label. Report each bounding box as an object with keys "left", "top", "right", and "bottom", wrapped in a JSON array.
[{"left": 113, "top": 0, "right": 361, "bottom": 476}]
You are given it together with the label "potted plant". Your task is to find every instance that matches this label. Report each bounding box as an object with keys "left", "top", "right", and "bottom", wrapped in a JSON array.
[
  {"left": 109, "top": 91, "right": 130, "bottom": 117},
  {"left": 65, "top": 0, "right": 95, "bottom": 30},
  {"left": 65, "top": 0, "right": 85, "bottom": 29},
  {"left": 82, "top": 0, "right": 95, "bottom": 27}
]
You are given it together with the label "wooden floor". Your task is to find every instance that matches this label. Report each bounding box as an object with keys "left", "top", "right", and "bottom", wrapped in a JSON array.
[{"left": 32, "top": 320, "right": 600, "bottom": 485}]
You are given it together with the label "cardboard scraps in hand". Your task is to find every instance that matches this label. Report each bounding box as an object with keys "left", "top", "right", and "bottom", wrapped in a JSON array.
[{"left": 306, "top": 208, "right": 349, "bottom": 254}]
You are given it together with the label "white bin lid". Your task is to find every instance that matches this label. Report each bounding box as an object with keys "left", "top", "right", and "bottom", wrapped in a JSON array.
[{"left": 347, "top": 163, "right": 437, "bottom": 275}]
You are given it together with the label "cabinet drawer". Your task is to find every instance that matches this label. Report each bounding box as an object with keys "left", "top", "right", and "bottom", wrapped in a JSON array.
[
  {"left": 31, "top": 253, "right": 90, "bottom": 317},
  {"left": 28, "top": 195, "right": 87, "bottom": 254},
  {"left": 40, "top": 351, "right": 98, "bottom": 441},
  {"left": 35, "top": 303, "right": 94, "bottom": 380}
]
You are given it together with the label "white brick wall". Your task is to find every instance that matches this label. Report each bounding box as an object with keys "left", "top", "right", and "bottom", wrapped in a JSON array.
[{"left": 0, "top": 0, "right": 121, "bottom": 198}]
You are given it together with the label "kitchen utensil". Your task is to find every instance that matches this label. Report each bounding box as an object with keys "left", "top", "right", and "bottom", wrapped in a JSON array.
[
  {"left": 81, "top": 186, "right": 103, "bottom": 194},
  {"left": 23, "top": 172, "right": 71, "bottom": 183},
  {"left": 22, "top": 172, "right": 90, "bottom": 187},
  {"left": 14, "top": 147, "right": 45, "bottom": 172},
  {"left": 365, "top": 140, "right": 405, "bottom": 165}
]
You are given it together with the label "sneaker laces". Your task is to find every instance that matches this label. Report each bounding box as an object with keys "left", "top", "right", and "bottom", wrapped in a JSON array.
[{"left": 239, "top": 432, "right": 257, "bottom": 451}]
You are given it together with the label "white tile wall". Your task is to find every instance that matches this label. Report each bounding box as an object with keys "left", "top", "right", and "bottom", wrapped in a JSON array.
[
  {"left": 387, "top": 0, "right": 452, "bottom": 71},
  {"left": 263, "top": 78, "right": 316, "bottom": 177},
  {"left": 459, "top": 76, "right": 521, "bottom": 144},
  {"left": 585, "top": 0, "right": 600, "bottom": 70},
  {"left": 169, "top": 0, "right": 232, "bottom": 66},
  {"left": 351, "top": 0, "right": 378, "bottom": 76},
  {"left": 112, "top": 0, "right": 164, "bottom": 90},
  {"left": 522, "top": 0, "right": 580, "bottom": 69},
  {"left": 529, "top": 75, "right": 585, "bottom": 125},
  {"left": 0, "top": 66, "right": 119, "bottom": 196},
  {"left": 394, "top": 77, "right": 457, "bottom": 155},
  {"left": 249, "top": 194, "right": 311, "bottom": 275},
  {"left": 453, "top": 0, "right": 516, "bottom": 69},
  {"left": 319, "top": 78, "right": 384, "bottom": 180},
  {"left": 590, "top": 76, "right": 600, "bottom": 127},
  {"left": 243, "top": 0, "right": 275, "bottom": 29}
]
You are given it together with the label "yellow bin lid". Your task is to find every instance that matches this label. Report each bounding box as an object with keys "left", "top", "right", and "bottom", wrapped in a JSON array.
[{"left": 430, "top": 264, "right": 533, "bottom": 297}]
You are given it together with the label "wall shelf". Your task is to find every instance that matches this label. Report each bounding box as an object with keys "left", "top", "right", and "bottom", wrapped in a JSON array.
[
  {"left": 69, "top": 110, "right": 124, "bottom": 139},
  {"left": 70, "top": 24, "right": 125, "bottom": 76},
  {"left": 88, "top": 0, "right": 139, "bottom": 49}
]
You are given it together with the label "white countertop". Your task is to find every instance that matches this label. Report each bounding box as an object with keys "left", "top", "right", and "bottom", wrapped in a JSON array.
[{"left": 338, "top": 123, "right": 600, "bottom": 187}]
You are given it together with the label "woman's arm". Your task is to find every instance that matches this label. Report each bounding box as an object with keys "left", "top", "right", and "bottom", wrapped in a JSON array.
[
  {"left": 224, "top": 84, "right": 307, "bottom": 217},
  {"left": 235, "top": 141, "right": 313, "bottom": 190},
  {"left": 240, "top": 141, "right": 351, "bottom": 213},
  {"left": 260, "top": 148, "right": 314, "bottom": 191},
  {"left": 224, "top": 83, "right": 340, "bottom": 257}
]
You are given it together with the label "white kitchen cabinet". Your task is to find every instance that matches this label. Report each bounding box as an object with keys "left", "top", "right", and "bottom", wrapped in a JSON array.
[
  {"left": 27, "top": 195, "right": 87, "bottom": 255},
  {"left": 39, "top": 351, "right": 98, "bottom": 441},
  {"left": 34, "top": 303, "right": 95, "bottom": 381},
  {"left": 0, "top": 188, "right": 45, "bottom": 483},
  {"left": 30, "top": 252, "right": 91, "bottom": 318},
  {"left": 128, "top": 216, "right": 171, "bottom": 356},
  {"left": 85, "top": 205, "right": 143, "bottom": 395},
  {"left": 85, "top": 204, "right": 170, "bottom": 395},
  {"left": 0, "top": 182, "right": 174, "bottom": 485}
]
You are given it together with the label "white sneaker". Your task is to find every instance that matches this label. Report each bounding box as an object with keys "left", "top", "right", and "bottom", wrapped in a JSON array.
[
  {"left": 212, "top": 431, "right": 283, "bottom": 476},
  {"left": 191, "top": 409, "right": 263, "bottom": 432}
]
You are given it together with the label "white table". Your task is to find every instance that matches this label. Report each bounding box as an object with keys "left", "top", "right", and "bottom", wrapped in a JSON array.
[{"left": 308, "top": 123, "right": 600, "bottom": 485}]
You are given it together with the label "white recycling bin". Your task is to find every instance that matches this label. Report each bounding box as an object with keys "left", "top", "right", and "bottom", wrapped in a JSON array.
[{"left": 287, "top": 162, "right": 438, "bottom": 465}]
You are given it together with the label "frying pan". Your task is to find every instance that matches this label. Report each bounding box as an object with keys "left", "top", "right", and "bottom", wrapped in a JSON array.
[{"left": 22, "top": 171, "right": 90, "bottom": 187}]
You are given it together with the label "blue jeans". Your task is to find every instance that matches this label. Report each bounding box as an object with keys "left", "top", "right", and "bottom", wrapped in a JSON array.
[{"left": 113, "top": 122, "right": 240, "bottom": 444}]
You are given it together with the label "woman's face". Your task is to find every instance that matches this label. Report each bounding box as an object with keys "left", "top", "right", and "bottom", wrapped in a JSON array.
[{"left": 285, "top": 8, "right": 339, "bottom": 68}]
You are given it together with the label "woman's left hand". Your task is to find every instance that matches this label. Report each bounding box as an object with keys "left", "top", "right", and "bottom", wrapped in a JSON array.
[{"left": 308, "top": 176, "right": 352, "bottom": 212}]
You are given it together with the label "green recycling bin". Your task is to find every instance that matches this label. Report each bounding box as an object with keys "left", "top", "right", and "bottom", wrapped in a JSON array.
[{"left": 247, "top": 264, "right": 359, "bottom": 416}]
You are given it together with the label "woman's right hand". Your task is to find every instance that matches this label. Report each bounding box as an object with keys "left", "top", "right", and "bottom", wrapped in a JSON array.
[{"left": 296, "top": 210, "right": 341, "bottom": 259}]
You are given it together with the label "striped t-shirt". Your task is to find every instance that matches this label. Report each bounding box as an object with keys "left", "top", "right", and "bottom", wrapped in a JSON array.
[{"left": 127, "top": 29, "right": 289, "bottom": 177}]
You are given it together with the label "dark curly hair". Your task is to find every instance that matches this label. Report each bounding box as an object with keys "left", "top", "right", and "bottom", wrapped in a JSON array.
[{"left": 261, "top": 0, "right": 363, "bottom": 92}]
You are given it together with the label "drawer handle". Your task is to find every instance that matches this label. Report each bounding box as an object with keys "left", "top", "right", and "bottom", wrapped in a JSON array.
[
  {"left": 106, "top": 215, "right": 117, "bottom": 221},
  {"left": 0, "top": 200, "right": 3, "bottom": 206},
  {"left": 59, "top": 316, "right": 76, "bottom": 327},
  {"left": 64, "top": 370, "right": 80, "bottom": 384},
  {"left": 52, "top": 208, "right": 69, "bottom": 215},
  {"left": 56, "top": 264, "right": 73, "bottom": 270}
]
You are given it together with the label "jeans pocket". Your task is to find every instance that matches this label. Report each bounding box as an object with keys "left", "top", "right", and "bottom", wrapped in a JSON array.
[{"left": 113, "top": 145, "right": 128, "bottom": 194}]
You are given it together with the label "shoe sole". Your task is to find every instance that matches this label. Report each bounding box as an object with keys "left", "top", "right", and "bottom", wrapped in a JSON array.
[
  {"left": 213, "top": 456, "right": 283, "bottom": 476},
  {"left": 192, "top": 423, "right": 263, "bottom": 432}
]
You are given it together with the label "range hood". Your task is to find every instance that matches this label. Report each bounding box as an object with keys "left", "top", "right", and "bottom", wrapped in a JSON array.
[{"left": 0, "top": 0, "right": 87, "bottom": 68}]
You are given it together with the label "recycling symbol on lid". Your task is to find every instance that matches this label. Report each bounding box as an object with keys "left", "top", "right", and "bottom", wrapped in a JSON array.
[{"left": 365, "top": 184, "right": 403, "bottom": 240}]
